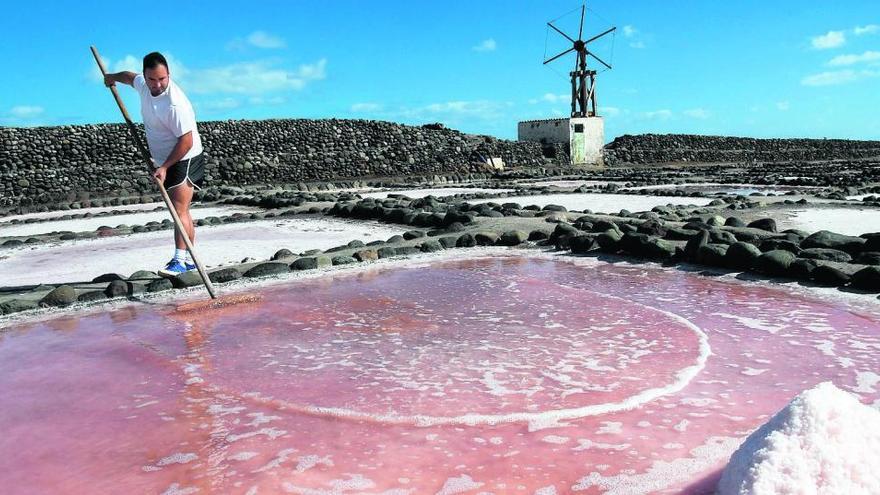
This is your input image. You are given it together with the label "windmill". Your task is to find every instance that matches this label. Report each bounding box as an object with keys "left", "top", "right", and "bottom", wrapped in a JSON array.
[{"left": 543, "top": 5, "right": 616, "bottom": 118}]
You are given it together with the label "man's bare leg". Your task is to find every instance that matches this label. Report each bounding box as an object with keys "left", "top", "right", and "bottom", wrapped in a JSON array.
[{"left": 170, "top": 183, "right": 195, "bottom": 250}]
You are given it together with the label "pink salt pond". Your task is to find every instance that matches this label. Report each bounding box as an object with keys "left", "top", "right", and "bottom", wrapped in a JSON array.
[{"left": 1, "top": 254, "right": 879, "bottom": 494}]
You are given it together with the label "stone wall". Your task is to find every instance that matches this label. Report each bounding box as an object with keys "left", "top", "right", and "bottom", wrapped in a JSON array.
[
  {"left": 0, "top": 119, "right": 562, "bottom": 209},
  {"left": 604, "top": 134, "right": 880, "bottom": 165}
]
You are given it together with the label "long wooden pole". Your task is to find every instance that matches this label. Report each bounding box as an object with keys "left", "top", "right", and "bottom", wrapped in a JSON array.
[{"left": 90, "top": 46, "right": 216, "bottom": 299}]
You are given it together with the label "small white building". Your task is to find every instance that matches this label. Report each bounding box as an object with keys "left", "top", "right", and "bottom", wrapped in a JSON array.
[{"left": 517, "top": 117, "right": 604, "bottom": 166}]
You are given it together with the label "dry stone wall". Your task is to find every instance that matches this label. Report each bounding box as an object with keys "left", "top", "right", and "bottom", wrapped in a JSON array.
[
  {"left": 0, "top": 119, "right": 561, "bottom": 209},
  {"left": 605, "top": 134, "right": 880, "bottom": 165}
]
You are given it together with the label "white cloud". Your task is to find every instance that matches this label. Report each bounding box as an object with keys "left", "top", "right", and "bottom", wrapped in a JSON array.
[
  {"left": 802, "top": 69, "right": 857, "bottom": 85},
  {"left": 184, "top": 58, "right": 326, "bottom": 94},
  {"left": 423, "top": 101, "right": 502, "bottom": 115},
  {"left": 854, "top": 24, "right": 879, "bottom": 36},
  {"left": 112, "top": 55, "right": 141, "bottom": 73},
  {"left": 828, "top": 50, "right": 880, "bottom": 66},
  {"left": 602, "top": 106, "right": 621, "bottom": 117},
  {"left": 371, "top": 100, "right": 512, "bottom": 124},
  {"left": 1, "top": 105, "right": 47, "bottom": 126},
  {"left": 249, "top": 96, "right": 286, "bottom": 105},
  {"left": 541, "top": 93, "right": 568, "bottom": 104},
  {"left": 350, "top": 103, "right": 383, "bottom": 112},
  {"left": 622, "top": 25, "right": 646, "bottom": 48},
  {"left": 642, "top": 109, "right": 672, "bottom": 120},
  {"left": 472, "top": 38, "right": 497, "bottom": 52},
  {"left": 776, "top": 101, "right": 790, "bottom": 111},
  {"left": 683, "top": 108, "right": 709, "bottom": 119},
  {"left": 9, "top": 105, "right": 44, "bottom": 118},
  {"left": 247, "top": 31, "right": 286, "bottom": 49},
  {"left": 800, "top": 69, "right": 880, "bottom": 86},
  {"left": 227, "top": 31, "right": 286, "bottom": 51},
  {"left": 811, "top": 30, "right": 846, "bottom": 49},
  {"left": 199, "top": 98, "right": 241, "bottom": 112}
]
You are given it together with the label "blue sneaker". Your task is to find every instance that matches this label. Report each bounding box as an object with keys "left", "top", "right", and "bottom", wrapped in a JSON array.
[
  {"left": 159, "top": 259, "right": 189, "bottom": 276},
  {"left": 185, "top": 262, "right": 197, "bottom": 272}
]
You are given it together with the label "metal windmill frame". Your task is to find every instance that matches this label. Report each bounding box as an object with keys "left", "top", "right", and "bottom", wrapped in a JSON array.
[{"left": 544, "top": 5, "right": 616, "bottom": 118}]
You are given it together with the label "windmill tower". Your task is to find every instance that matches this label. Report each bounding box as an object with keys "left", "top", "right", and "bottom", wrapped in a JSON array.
[{"left": 518, "top": 4, "right": 616, "bottom": 166}]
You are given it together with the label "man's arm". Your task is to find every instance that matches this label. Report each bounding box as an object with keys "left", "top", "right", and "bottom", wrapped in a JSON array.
[
  {"left": 104, "top": 71, "right": 137, "bottom": 87},
  {"left": 152, "top": 132, "right": 193, "bottom": 182}
]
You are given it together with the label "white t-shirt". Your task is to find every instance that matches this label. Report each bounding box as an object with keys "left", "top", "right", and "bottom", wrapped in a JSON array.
[{"left": 134, "top": 74, "right": 203, "bottom": 167}]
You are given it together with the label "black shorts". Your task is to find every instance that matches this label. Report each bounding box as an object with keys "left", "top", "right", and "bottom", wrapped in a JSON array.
[{"left": 165, "top": 153, "right": 206, "bottom": 190}]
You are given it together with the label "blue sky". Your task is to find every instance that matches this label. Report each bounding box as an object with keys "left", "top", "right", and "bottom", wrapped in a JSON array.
[{"left": 1, "top": 1, "right": 877, "bottom": 141}]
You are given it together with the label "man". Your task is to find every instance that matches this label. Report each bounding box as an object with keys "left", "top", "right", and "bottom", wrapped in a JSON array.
[{"left": 104, "top": 52, "right": 205, "bottom": 276}]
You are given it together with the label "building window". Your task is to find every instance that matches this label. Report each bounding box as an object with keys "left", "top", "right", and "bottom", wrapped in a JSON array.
[{"left": 574, "top": 124, "right": 584, "bottom": 133}]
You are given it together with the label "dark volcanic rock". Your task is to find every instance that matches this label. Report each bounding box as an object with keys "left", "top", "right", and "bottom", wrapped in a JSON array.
[
  {"left": 0, "top": 299, "right": 38, "bottom": 314},
  {"left": 499, "top": 230, "right": 528, "bottom": 246},
  {"left": 208, "top": 267, "right": 242, "bottom": 283},
  {"left": 104, "top": 279, "right": 130, "bottom": 297},
  {"left": 799, "top": 248, "right": 852, "bottom": 263},
  {"left": 418, "top": 241, "right": 443, "bottom": 253},
  {"left": 331, "top": 255, "right": 358, "bottom": 265},
  {"left": 77, "top": 291, "right": 106, "bottom": 303},
  {"left": 354, "top": 249, "right": 380, "bottom": 261},
  {"left": 40, "top": 285, "right": 77, "bottom": 307},
  {"left": 528, "top": 230, "right": 549, "bottom": 241},
  {"left": 855, "top": 252, "right": 880, "bottom": 265},
  {"left": 850, "top": 266, "right": 880, "bottom": 291},
  {"left": 724, "top": 242, "right": 762, "bottom": 270},
  {"left": 801, "top": 231, "right": 866, "bottom": 254},
  {"left": 271, "top": 249, "right": 295, "bottom": 260},
  {"left": 759, "top": 239, "right": 801, "bottom": 255},
  {"left": 811, "top": 264, "right": 851, "bottom": 287},
  {"left": 438, "top": 236, "right": 458, "bottom": 249},
  {"left": 244, "top": 262, "right": 290, "bottom": 278},
  {"left": 170, "top": 270, "right": 206, "bottom": 288},
  {"left": 597, "top": 229, "right": 623, "bottom": 252},
  {"left": 685, "top": 230, "right": 710, "bottom": 259},
  {"left": 724, "top": 217, "right": 746, "bottom": 228},
  {"left": 747, "top": 218, "right": 777, "bottom": 232},
  {"left": 789, "top": 258, "right": 818, "bottom": 280},
  {"left": 570, "top": 235, "right": 597, "bottom": 254},
  {"left": 475, "top": 232, "right": 500, "bottom": 246},
  {"left": 456, "top": 233, "right": 477, "bottom": 248},
  {"left": 394, "top": 246, "right": 421, "bottom": 256},
  {"left": 755, "top": 250, "right": 797, "bottom": 276},
  {"left": 696, "top": 244, "right": 729, "bottom": 266},
  {"left": 147, "top": 278, "right": 174, "bottom": 292},
  {"left": 377, "top": 246, "right": 397, "bottom": 258}
]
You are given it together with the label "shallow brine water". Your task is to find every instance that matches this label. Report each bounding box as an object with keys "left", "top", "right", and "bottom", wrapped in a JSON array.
[{"left": 1, "top": 254, "right": 878, "bottom": 494}]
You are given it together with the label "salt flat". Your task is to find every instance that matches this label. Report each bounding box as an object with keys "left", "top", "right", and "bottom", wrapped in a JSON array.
[
  {"left": 1, "top": 217, "right": 403, "bottom": 286},
  {"left": 360, "top": 187, "right": 512, "bottom": 199},
  {"left": 471, "top": 192, "right": 713, "bottom": 212},
  {"left": 0, "top": 205, "right": 262, "bottom": 238}
]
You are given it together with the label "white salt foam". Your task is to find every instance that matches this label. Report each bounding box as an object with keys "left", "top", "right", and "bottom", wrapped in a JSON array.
[
  {"left": 853, "top": 371, "right": 880, "bottom": 394},
  {"left": 156, "top": 452, "right": 198, "bottom": 466},
  {"left": 717, "top": 381, "right": 880, "bottom": 494},
  {"left": 436, "top": 474, "right": 483, "bottom": 495}
]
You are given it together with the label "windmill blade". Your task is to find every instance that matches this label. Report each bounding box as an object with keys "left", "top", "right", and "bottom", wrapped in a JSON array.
[
  {"left": 585, "top": 26, "right": 616, "bottom": 45},
  {"left": 543, "top": 46, "right": 576, "bottom": 65},
  {"left": 587, "top": 50, "right": 613, "bottom": 70},
  {"left": 547, "top": 22, "right": 576, "bottom": 44},
  {"left": 578, "top": 5, "right": 585, "bottom": 40}
]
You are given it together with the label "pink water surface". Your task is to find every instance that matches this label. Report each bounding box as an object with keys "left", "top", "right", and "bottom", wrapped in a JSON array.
[{"left": 1, "top": 254, "right": 878, "bottom": 494}]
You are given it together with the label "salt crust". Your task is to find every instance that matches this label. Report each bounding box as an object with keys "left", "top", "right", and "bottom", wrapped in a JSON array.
[{"left": 717, "top": 381, "right": 880, "bottom": 495}]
